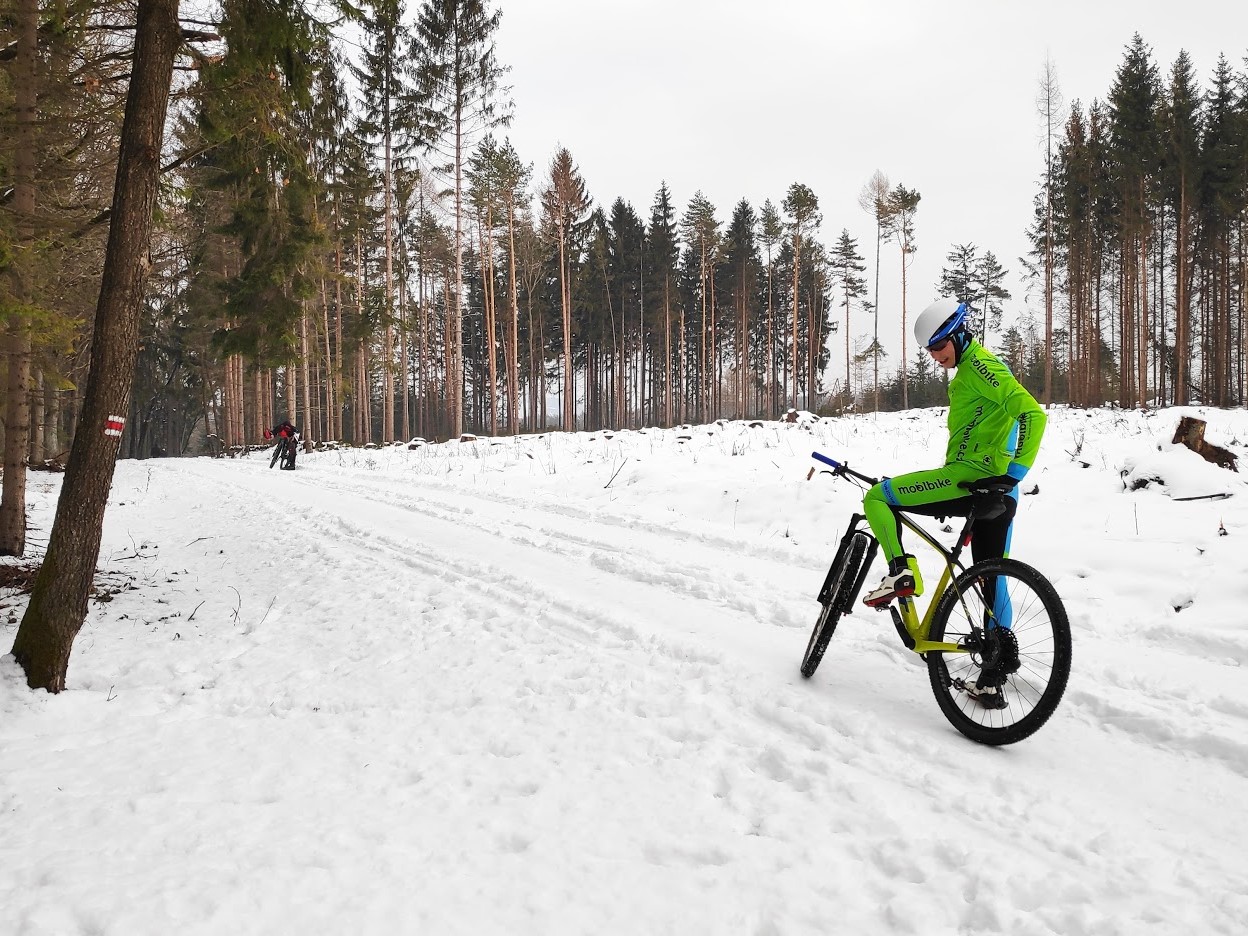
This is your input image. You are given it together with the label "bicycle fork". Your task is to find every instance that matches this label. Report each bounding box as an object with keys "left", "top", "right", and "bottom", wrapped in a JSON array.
[{"left": 817, "top": 515, "right": 877, "bottom": 607}]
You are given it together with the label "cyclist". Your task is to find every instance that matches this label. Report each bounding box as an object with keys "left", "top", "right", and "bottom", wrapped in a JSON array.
[
  {"left": 264, "top": 418, "right": 300, "bottom": 470},
  {"left": 860, "top": 298, "right": 1046, "bottom": 703}
]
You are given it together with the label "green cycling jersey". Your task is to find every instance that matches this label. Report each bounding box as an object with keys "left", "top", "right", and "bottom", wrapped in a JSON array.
[{"left": 944, "top": 339, "right": 1045, "bottom": 479}]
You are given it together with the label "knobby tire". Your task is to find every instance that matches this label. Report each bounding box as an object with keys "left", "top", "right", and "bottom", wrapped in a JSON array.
[
  {"left": 800, "top": 532, "right": 869, "bottom": 679},
  {"left": 925, "top": 558, "right": 1071, "bottom": 745}
]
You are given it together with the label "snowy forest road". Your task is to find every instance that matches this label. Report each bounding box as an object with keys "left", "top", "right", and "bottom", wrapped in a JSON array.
[{"left": 4, "top": 433, "right": 1246, "bottom": 935}]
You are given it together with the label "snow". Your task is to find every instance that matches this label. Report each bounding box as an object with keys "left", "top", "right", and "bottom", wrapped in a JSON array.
[{"left": 3, "top": 406, "right": 1247, "bottom": 935}]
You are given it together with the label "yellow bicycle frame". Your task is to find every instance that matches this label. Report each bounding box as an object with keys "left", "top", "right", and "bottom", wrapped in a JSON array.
[{"left": 890, "top": 512, "right": 969, "bottom": 655}]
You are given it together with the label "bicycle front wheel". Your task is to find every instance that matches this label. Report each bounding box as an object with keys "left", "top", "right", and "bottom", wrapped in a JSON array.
[
  {"left": 800, "top": 531, "right": 870, "bottom": 679},
  {"left": 925, "top": 558, "right": 1071, "bottom": 745},
  {"left": 270, "top": 441, "right": 283, "bottom": 469}
]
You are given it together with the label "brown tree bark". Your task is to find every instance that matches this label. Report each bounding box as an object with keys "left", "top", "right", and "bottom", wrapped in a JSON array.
[
  {"left": 1173, "top": 416, "right": 1239, "bottom": 472},
  {"left": 0, "top": 0, "right": 39, "bottom": 557},
  {"left": 10, "top": 0, "right": 181, "bottom": 692}
]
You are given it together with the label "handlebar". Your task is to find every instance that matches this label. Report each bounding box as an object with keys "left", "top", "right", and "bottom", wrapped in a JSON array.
[{"left": 810, "top": 452, "right": 879, "bottom": 486}]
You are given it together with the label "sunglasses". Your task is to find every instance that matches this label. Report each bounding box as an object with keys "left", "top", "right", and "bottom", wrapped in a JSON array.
[{"left": 927, "top": 336, "right": 953, "bottom": 353}]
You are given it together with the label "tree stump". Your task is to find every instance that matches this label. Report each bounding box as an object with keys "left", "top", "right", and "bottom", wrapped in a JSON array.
[{"left": 1172, "top": 416, "right": 1239, "bottom": 472}]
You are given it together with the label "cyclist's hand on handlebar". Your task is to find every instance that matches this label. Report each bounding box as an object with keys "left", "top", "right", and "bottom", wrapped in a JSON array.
[{"left": 959, "top": 474, "right": 1018, "bottom": 494}]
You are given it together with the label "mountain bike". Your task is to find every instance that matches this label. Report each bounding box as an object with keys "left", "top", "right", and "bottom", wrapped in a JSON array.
[
  {"left": 801, "top": 452, "right": 1071, "bottom": 746},
  {"left": 269, "top": 434, "right": 298, "bottom": 470}
]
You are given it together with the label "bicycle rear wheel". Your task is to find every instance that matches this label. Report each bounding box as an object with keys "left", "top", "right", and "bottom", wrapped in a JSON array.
[
  {"left": 800, "top": 531, "right": 870, "bottom": 678},
  {"left": 925, "top": 558, "right": 1071, "bottom": 745}
]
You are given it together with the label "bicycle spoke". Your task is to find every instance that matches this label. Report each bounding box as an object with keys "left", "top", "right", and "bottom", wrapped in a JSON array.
[{"left": 926, "top": 558, "right": 1071, "bottom": 745}]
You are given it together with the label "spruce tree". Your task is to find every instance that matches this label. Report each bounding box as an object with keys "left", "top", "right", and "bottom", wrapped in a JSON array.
[
  {"left": 1106, "top": 33, "right": 1160, "bottom": 407},
  {"left": 757, "top": 199, "right": 784, "bottom": 417},
  {"left": 1159, "top": 50, "right": 1202, "bottom": 406},
  {"left": 0, "top": 0, "right": 39, "bottom": 556},
  {"left": 1198, "top": 55, "right": 1244, "bottom": 405},
  {"left": 0, "top": 0, "right": 133, "bottom": 547},
  {"left": 1036, "top": 58, "right": 1066, "bottom": 405},
  {"left": 412, "top": 0, "right": 510, "bottom": 437},
  {"left": 721, "top": 199, "right": 761, "bottom": 417},
  {"left": 857, "top": 171, "right": 891, "bottom": 410},
  {"left": 646, "top": 183, "right": 679, "bottom": 425},
  {"left": 885, "top": 184, "right": 920, "bottom": 408},
  {"left": 540, "top": 147, "right": 589, "bottom": 431},
  {"left": 604, "top": 199, "right": 643, "bottom": 431},
  {"left": 829, "top": 230, "right": 866, "bottom": 401},
  {"left": 781, "top": 183, "right": 819, "bottom": 410},
  {"left": 937, "top": 244, "right": 979, "bottom": 306},
  {"left": 491, "top": 139, "right": 531, "bottom": 433},
  {"left": 679, "top": 191, "right": 720, "bottom": 421},
  {"left": 11, "top": 0, "right": 181, "bottom": 692},
  {"left": 974, "top": 252, "right": 1012, "bottom": 344},
  {"left": 352, "top": 0, "right": 417, "bottom": 442}
]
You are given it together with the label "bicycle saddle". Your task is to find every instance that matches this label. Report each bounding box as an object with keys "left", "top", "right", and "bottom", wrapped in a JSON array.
[
  {"left": 959, "top": 480, "right": 1016, "bottom": 496},
  {"left": 955, "top": 480, "right": 1011, "bottom": 520}
]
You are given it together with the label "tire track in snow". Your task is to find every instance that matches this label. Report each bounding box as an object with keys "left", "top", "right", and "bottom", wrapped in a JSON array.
[
  {"left": 171, "top": 459, "right": 1248, "bottom": 790},
  {"left": 285, "top": 467, "right": 1248, "bottom": 784},
  {"left": 143, "top": 459, "right": 1248, "bottom": 936},
  {"left": 243, "top": 465, "right": 820, "bottom": 635}
]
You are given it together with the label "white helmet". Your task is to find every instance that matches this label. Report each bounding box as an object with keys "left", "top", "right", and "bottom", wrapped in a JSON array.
[{"left": 914, "top": 298, "right": 969, "bottom": 348}]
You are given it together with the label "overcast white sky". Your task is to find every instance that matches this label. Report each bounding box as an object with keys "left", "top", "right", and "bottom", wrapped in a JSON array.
[{"left": 493, "top": 0, "right": 1243, "bottom": 371}]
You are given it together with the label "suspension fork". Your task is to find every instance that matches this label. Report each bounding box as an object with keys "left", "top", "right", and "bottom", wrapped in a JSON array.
[{"left": 817, "top": 514, "right": 878, "bottom": 608}]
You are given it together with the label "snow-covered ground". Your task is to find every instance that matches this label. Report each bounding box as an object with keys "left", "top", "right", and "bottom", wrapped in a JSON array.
[{"left": 3, "top": 406, "right": 1247, "bottom": 935}]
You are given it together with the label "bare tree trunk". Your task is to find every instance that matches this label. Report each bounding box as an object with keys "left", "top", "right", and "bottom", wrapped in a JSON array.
[
  {"left": 558, "top": 225, "right": 572, "bottom": 430},
  {"left": 443, "top": 267, "right": 456, "bottom": 436},
  {"left": 29, "top": 372, "right": 45, "bottom": 463},
  {"left": 11, "top": 0, "right": 180, "bottom": 691},
  {"left": 334, "top": 244, "right": 345, "bottom": 441},
  {"left": 319, "top": 277, "right": 333, "bottom": 440},
  {"left": 382, "top": 129, "right": 395, "bottom": 444},
  {"left": 232, "top": 354, "right": 244, "bottom": 446},
  {"left": 398, "top": 229, "right": 412, "bottom": 441},
  {"left": 790, "top": 237, "right": 800, "bottom": 411},
  {"left": 286, "top": 365, "right": 297, "bottom": 430},
  {"left": 506, "top": 206, "right": 520, "bottom": 434},
  {"left": 758, "top": 269, "right": 768, "bottom": 419},
  {"left": 451, "top": 111, "right": 465, "bottom": 438},
  {"left": 479, "top": 209, "right": 498, "bottom": 434},
  {"left": 224, "top": 355, "right": 236, "bottom": 446},
  {"left": 1139, "top": 192, "right": 1150, "bottom": 408},
  {"left": 899, "top": 239, "right": 909, "bottom": 409},
  {"left": 664, "top": 278, "right": 672, "bottom": 426},
  {"left": 256, "top": 369, "right": 267, "bottom": 438},
  {"left": 301, "top": 306, "right": 312, "bottom": 442},
  {"left": 0, "top": 0, "right": 39, "bottom": 556},
  {"left": 44, "top": 382, "right": 61, "bottom": 459},
  {"left": 678, "top": 304, "right": 686, "bottom": 424}
]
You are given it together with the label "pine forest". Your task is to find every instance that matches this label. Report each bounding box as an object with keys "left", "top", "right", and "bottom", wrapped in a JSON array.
[{"left": 3, "top": 10, "right": 1248, "bottom": 464}]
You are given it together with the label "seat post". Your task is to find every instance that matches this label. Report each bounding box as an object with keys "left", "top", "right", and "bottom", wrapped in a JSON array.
[{"left": 950, "top": 513, "right": 976, "bottom": 564}]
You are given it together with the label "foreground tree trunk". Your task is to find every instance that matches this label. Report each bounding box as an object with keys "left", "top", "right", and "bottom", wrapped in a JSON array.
[
  {"left": 0, "top": 0, "right": 39, "bottom": 556},
  {"left": 10, "top": 0, "right": 181, "bottom": 692}
]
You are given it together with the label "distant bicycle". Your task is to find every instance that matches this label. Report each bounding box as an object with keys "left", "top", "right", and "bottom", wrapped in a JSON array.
[
  {"left": 269, "top": 433, "right": 298, "bottom": 470},
  {"left": 801, "top": 452, "right": 1071, "bottom": 746}
]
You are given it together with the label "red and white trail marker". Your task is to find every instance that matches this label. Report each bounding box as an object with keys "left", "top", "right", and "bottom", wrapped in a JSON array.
[{"left": 104, "top": 414, "right": 126, "bottom": 438}]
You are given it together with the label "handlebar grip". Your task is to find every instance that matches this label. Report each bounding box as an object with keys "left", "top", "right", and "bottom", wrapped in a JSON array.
[{"left": 811, "top": 452, "right": 842, "bottom": 470}]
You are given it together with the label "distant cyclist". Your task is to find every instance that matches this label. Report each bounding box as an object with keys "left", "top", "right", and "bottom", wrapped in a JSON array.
[
  {"left": 264, "top": 419, "right": 300, "bottom": 470},
  {"left": 859, "top": 299, "right": 1046, "bottom": 702}
]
